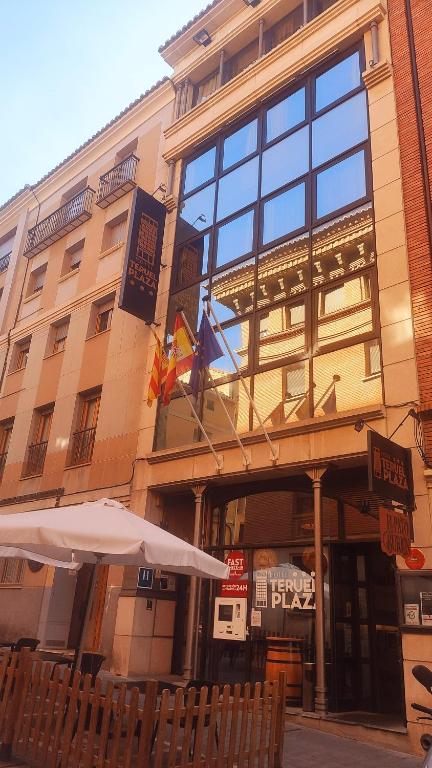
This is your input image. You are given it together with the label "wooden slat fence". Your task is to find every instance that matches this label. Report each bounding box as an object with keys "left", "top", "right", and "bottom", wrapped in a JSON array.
[{"left": 0, "top": 650, "right": 286, "bottom": 768}]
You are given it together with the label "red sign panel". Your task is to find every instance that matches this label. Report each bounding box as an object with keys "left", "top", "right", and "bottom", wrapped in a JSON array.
[
  {"left": 221, "top": 551, "right": 248, "bottom": 597},
  {"left": 404, "top": 548, "right": 426, "bottom": 570},
  {"left": 379, "top": 506, "right": 411, "bottom": 558}
]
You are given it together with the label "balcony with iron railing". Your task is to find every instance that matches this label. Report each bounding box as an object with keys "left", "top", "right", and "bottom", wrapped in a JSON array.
[
  {"left": 0, "top": 252, "right": 11, "bottom": 274},
  {"left": 24, "top": 187, "right": 95, "bottom": 257},
  {"left": 69, "top": 426, "right": 96, "bottom": 466},
  {"left": 96, "top": 154, "right": 139, "bottom": 209},
  {"left": 23, "top": 441, "right": 48, "bottom": 477}
]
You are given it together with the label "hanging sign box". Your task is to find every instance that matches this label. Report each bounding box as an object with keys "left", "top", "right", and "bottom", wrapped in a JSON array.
[
  {"left": 379, "top": 506, "right": 411, "bottom": 558},
  {"left": 368, "top": 432, "right": 414, "bottom": 508},
  {"left": 118, "top": 187, "right": 166, "bottom": 324}
]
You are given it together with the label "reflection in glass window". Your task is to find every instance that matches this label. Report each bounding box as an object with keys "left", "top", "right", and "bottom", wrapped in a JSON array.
[
  {"left": 364, "top": 339, "right": 381, "bottom": 376},
  {"left": 315, "top": 52, "right": 361, "bottom": 112},
  {"left": 261, "top": 126, "right": 309, "bottom": 197},
  {"left": 210, "top": 320, "right": 249, "bottom": 380},
  {"left": 312, "top": 204, "right": 375, "bottom": 286},
  {"left": 258, "top": 233, "right": 309, "bottom": 307},
  {"left": 266, "top": 88, "right": 306, "bottom": 143},
  {"left": 316, "top": 151, "right": 366, "bottom": 219},
  {"left": 183, "top": 147, "right": 216, "bottom": 195},
  {"left": 175, "top": 233, "right": 210, "bottom": 288},
  {"left": 263, "top": 182, "right": 306, "bottom": 245},
  {"left": 177, "top": 183, "right": 215, "bottom": 241},
  {"left": 313, "top": 340, "right": 382, "bottom": 416},
  {"left": 312, "top": 92, "right": 368, "bottom": 168},
  {"left": 223, "top": 120, "right": 258, "bottom": 170},
  {"left": 253, "top": 362, "right": 309, "bottom": 427},
  {"left": 166, "top": 282, "right": 207, "bottom": 340},
  {"left": 202, "top": 379, "right": 250, "bottom": 440},
  {"left": 216, "top": 210, "right": 254, "bottom": 268},
  {"left": 217, "top": 157, "right": 259, "bottom": 222},
  {"left": 154, "top": 393, "right": 200, "bottom": 450},
  {"left": 317, "top": 275, "right": 373, "bottom": 347},
  {"left": 210, "top": 258, "right": 255, "bottom": 322},
  {"left": 258, "top": 300, "right": 305, "bottom": 365}
]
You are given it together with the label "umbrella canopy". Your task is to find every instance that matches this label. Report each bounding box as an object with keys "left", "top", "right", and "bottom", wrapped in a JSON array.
[{"left": 0, "top": 498, "right": 228, "bottom": 579}]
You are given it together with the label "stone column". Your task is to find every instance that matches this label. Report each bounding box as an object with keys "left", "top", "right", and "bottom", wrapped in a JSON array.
[
  {"left": 305, "top": 466, "right": 328, "bottom": 714},
  {"left": 183, "top": 484, "right": 206, "bottom": 680}
]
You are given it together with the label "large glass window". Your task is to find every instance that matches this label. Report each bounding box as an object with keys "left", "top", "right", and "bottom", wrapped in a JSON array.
[{"left": 159, "top": 48, "right": 380, "bottom": 451}]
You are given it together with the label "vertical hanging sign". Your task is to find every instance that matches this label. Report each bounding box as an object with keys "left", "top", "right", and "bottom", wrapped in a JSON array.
[{"left": 119, "top": 187, "right": 166, "bottom": 323}]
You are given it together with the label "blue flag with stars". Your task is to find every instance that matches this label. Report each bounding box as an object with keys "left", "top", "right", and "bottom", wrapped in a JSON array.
[{"left": 189, "top": 312, "right": 223, "bottom": 398}]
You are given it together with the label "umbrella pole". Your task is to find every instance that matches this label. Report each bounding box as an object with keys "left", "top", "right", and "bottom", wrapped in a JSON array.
[
  {"left": 75, "top": 557, "right": 101, "bottom": 671},
  {"left": 183, "top": 486, "right": 205, "bottom": 681}
]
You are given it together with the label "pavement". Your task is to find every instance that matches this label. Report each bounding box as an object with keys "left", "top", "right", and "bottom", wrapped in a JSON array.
[{"left": 284, "top": 724, "right": 423, "bottom": 767}]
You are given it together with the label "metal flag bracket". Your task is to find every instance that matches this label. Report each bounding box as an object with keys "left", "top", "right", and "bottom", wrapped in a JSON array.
[{"left": 270, "top": 443, "right": 280, "bottom": 465}]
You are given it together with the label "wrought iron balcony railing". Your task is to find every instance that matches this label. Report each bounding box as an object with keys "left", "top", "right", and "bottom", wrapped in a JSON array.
[
  {"left": 24, "top": 187, "right": 95, "bottom": 257},
  {"left": 23, "top": 441, "right": 48, "bottom": 477},
  {"left": 96, "top": 154, "right": 139, "bottom": 209},
  {"left": 69, "top": 426, "right": 96, "bottom": 466},
  {"left": 0, "top": 252, "right": 11, "bottom": 274}
]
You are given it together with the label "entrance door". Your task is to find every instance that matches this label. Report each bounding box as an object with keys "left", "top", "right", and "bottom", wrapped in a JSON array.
[{"left": 331, "top": 542, "right": 403, "bottom": 714}]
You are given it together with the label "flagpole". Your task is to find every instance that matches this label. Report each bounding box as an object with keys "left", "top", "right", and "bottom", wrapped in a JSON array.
[
  {"left": 176, "top": 378, "right": 223, "bottom": 472},
  {"left": 205, "top": 297, "right": 279, "bottom": 464},
  {"left": 179, "top": 310, "right": 251, "bottom": 468}
]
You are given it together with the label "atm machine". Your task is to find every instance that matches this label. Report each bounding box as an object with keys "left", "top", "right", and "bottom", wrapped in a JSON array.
[{"left": 213, "top": 597, "right": 247, "bottom": 641}]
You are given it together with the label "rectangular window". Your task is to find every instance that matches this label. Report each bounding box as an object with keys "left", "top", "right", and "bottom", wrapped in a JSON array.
[
  {"left": 70, "top": 389, "right": 101, "bottom": 466},
  {"left": 52, "top": 320, "right": 69, "bottom": 354},
  {"left": 95, "top": 302, "right": 113, "bottom": 334},
  {"left": 13, "top": 338, "right": 31, "bottom": 371},
  {"left": 23, "top": 405, "right": 53, "bottom": 477},
  {"left": 0, "top": 558, "right": 24, "bottom": 585},
  {"left": 102, "top": 213, "right": 128, "bottom": 251},
  {"left": 63, "top": 239, "right": 84, "bottom": 274},
  {"left": 27, "top": 264, "right": 47, "bottom": 297},
  {"left": 284, "top": 364, "right": 306, "bottom": 398},
  {"left": 193, "top": 70, "right": 219, "bottom": 108},
  {"left": 365, "top": 340, "right": 381, "bottom": 376},
  {"left": 0, "top": 419, "right": 13, "bottom": 480}
]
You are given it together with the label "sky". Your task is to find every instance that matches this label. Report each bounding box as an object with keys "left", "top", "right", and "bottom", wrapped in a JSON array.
[{"left": 0, "top": 0, "right": 207, "bottom": 207}]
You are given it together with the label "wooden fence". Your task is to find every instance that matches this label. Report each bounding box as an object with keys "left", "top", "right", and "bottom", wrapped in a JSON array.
[{"left": 0, "top": 650, "right": 286, "bottom": 768}]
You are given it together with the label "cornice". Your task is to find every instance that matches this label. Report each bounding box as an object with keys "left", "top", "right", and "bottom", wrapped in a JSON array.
[
  {"left": 164, "top": 0, "right": 386, "bottom": 161},
  {"left": 0, "top": 275, "right": 122, "bottom": 348}
]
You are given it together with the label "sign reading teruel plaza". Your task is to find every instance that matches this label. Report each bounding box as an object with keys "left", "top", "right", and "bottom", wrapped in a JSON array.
[
  {"left": 119, "top": 187, "right": 166, "bottom": 323},
  {"left": 379, "top": 506, "right": 411, "bottom": 557},
  {"left": 368, "top": 431, "right": 414, "bottom": 508}
]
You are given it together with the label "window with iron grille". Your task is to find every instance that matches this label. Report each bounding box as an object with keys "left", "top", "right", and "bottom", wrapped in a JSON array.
[
  {"left": 12, "top": 338, "right": 31, "bottom": 371},
  {"left": 0, "top": 558, "right": 24, "bottom": 585},
  {"left": 63, "top": 239, "right": 84, "bottom": 275},
  {"left": 102, "top": 212, "right": 128, "bottom": 251},
  {"left": 52, "top": 320, "right": 69, "bottom": 354},
  {"left": 23, "top": 406, "right": 53, "bottom": 477},
  {"left": 0, "top": 419, "right": 13, "bottom": 480},
  {"left": 69, "top": 389, "right": 101, "bottom": 466},
  {"left": 27, "top": 264, "right": 47, "bottom": 297}
]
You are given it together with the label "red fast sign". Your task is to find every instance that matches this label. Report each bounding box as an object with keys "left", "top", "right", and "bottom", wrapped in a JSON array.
[{"left": 221, "top": 551, "right": 248, "bottom": 597}]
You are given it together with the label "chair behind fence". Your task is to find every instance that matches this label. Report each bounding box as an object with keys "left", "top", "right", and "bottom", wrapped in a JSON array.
[{"left": 0, "top": 650, "right": 286, "bottom": 768}]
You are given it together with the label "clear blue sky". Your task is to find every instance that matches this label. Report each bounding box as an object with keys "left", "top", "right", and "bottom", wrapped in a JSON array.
[{"left": 0, "top": 0, "right": 207, "bottom": 206}]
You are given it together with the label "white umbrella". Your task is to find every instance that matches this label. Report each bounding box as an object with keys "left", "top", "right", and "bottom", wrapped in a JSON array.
[
  {"left": 0, "top": 498, "right": 228, "bottom": 578},
  {"left": 0, "top": 498, "right": 228, "bottom": 666}
]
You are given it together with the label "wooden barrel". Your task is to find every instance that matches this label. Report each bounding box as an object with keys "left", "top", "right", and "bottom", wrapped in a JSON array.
[{"left": 265, "top": 636, "right": 303, "bottom": 703}]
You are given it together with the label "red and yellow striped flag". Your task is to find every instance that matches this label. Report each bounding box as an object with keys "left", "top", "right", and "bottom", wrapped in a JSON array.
[
  {"left": 163, "top": 313, "right": 194, "bottom": 405},
  {"left": 147, "top": 336, "right": 168, "bottom": 407}
]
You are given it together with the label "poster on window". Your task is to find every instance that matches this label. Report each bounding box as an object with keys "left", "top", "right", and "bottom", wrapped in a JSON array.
[{"left": 119, "top": 187, "right": 166, "bottom": 323}]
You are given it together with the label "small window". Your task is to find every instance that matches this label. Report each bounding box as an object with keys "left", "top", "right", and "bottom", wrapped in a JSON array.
[
  {"left": 261, "top": 125, "right": 309, "bottom": 197},
  {"left": 23, "top": 405, "right": 53, "bottom": 477},
  {"left": 13, "top": 338, "right": 31, "bottom": 371},
  {"left": 63, "top": 239, "right": 84, "bottom": 275},
  {"left": 70, "top": 389, "right": 101, "bottom": 466},
  {"left": 266, "top": 87, "right": 306, "bottom": 144},
  {"left": 216, "top": 210, "right": 254, "bottom": 269},
  {"left": 193, "top": 71, "right": 219, "bottom": 108},
  {"left": 175, "top": 233, "right": 210, "bottom": 288},
  {"left": 312, "top": 91, "right": 368, "bottom": 169},
  {"left": 0, "top": 558, "right": 24, "bottom": 585},
  {"left": 222, "top": 119, "right": 258, "bottom": 171},
  {"left": 284, "top": 364, "right": 306, "bottom": 398},
  {"left": 216, "top": 156, "right": 259, "bottom": 222},
  {"left": 27, "top": 264, "right": 47, "bottom": 297},
  {"left": 262, "top": 182, "right": 306, "bottom": 245},
  {"left": 51, "top": 320, "right": 69, "bottom": 354},
  {"left": 315, "top": 150, "right": 366, "bottom": 220},
  {"left": 90, "top": 297, "right": 115, "bottom": 337},
  {"left": 0, "top": 419, "right": 13, "bottom": 479},
  {"left": 102, "top": 213, "right": 128, "bottom": 252},
  {"left": 177, "top": 184, "right": 216, "bottom": 242},
  {"left": 365, "top": 340, "right": 381, "bottom": 376},
  {"left": 115, "top": 137, "right": 138, "bottom": 164}
]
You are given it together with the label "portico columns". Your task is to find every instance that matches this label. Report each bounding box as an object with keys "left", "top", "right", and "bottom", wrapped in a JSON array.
[
  {"left": 183, "top": 484, "right": 206, "bottom": 681},
  {"left": 305, "top": 466, "right": 328, "bottom": 714}
]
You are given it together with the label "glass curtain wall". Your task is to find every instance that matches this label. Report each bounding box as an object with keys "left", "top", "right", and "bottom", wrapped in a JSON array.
[{"left": 155, "top": 47, "right": 382, "bottom": 450}]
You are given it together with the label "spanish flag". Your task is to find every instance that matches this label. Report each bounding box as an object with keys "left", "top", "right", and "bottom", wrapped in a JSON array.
[
  {"left": 163, "top": 313, "right": 194, "bottom": 405},
  {"left": 147, "top": 336, "right": 168, "bottom": 407}
]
